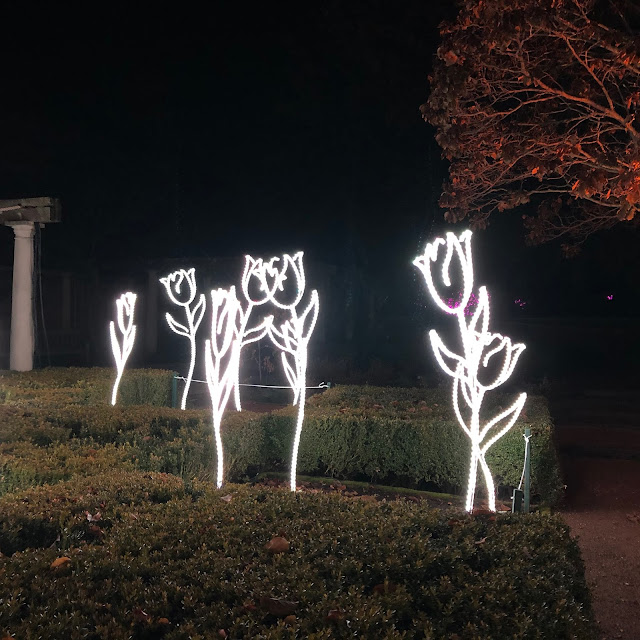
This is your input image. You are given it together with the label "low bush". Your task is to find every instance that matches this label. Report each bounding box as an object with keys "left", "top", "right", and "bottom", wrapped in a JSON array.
[
  {"left": 0, "top": 369, "right": 562, "bottom": 504},
  {"left": 269, "top": 386, "right": 562, "bottom": 504},
  {"left": 0, "top": 405, "right": 264, "bottom": 497},
  {"left": 0, "top": 367, "right": 175, "bottom": 408},
  {"left": 0, "top": 471, "right": 596, "bottom": 639}
]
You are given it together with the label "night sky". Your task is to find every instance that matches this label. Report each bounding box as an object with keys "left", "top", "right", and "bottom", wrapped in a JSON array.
[{"left": 0, "top": 2, "right": 638, "bottom": 320}]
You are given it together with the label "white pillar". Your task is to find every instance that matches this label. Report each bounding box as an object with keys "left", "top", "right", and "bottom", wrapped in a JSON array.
[{"left": 9, "top": 222, "right": 35, "bottom": 371}]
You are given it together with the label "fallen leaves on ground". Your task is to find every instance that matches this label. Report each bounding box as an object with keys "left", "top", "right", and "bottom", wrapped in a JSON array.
[
  {"left": 259, "top": 596, "right": 298, "bottom": 616},
  {"left": 265, "top": 536, "right": 289, "bottom": 553},
  {"left": 50, "top": 556, "right": 71, "bottom": 569}
]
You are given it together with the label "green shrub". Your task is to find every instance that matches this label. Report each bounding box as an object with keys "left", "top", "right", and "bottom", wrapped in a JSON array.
[
  {"left": 0, "top": 404, "right": 266, "bottom": 495},
  {"left": 0, "top": 367, "right": 175, "bottom": 408},
  {"left": 0, "top": 472, "right": 596, "bottom": 639},
  {"left": 0, "top": 373, "right": 562, "bottom": 504},
  {"left": 289, "top": 385, "right": 562, "bottom": 503}
]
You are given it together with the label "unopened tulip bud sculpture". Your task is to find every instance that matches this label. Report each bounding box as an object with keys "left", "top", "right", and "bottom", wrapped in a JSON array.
[
  {"left": 110, "top": 292, "right": 137, "bottom": 406},
  {"left": 234, "top": 255, "right": 283, "bottom": 411},
  {"left": 414, "top": 230, "right": 527, "bottom": 512},
  {"left": 204, "top": 286, "right": 272, "bottom": 489},
  {"left": 238, "top": 252, "right": 318, "bottom": 492},
  {"left": 266, "top": 252, "right": 319, "bottom": 491},
  {"left": 160, "top": 268, "right": 206, "bottom": 409}
]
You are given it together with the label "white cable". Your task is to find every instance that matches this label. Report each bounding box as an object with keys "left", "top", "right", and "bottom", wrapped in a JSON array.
[{"left": 174, "top": 376, "right": 328, "bottom": 390}]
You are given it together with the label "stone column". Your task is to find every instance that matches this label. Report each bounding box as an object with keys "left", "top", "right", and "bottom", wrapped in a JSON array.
[{"left": 9, "top": 222, "right": 35, "bottom": 371}]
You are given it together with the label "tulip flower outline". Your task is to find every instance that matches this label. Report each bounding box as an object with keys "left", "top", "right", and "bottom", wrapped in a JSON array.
[
  {"left": 241, "top": 256, "right": 280, "bottom": 306},
  {"left": 268, "top": 252, "right": 306, "bottom": 310},
  {"left": 160, "top": 268, "right": 207, "bottom": 410},
  {"left": 160, "top": 268, "right": 198, "bottom": 306},
  {"left": 110, "top": 292, "right": 137, "bottom": 406},
  {"left": 234, "top": 252, "right": 306, "bottom": 410},
  {"left": 415, "top": 230, "right": 526, "bottom": 513},
  {"left": 268, "top": 289, "right": 319, "bottom": 491},
  {"left": 204, "top": 287, "right": 242, "bottom": 489},
  {"left": 204, "top": 285, "right": 273, "bottom": 489},
  {"left": 414, "top": 230, "right": 473, "bottom": 316}
]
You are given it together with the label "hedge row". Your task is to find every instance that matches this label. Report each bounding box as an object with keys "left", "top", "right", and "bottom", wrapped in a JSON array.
[
  {"left": 301, "top": 386, "right": 562, "bottom": 503},
  {"left": 0, "top": 471, "right": 596, "bottom": 639},
  {"left": 0, "top": 367, "right": 175, "bottom": 408},
  {"left": 0, "top": 406, "right": 264, "bottom": 497},
  {"left": 0, "top": 383, "right": 562, "bottom": 505}
]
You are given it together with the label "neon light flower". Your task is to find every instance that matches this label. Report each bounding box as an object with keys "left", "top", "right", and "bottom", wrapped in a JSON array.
[
  {"left": 268, "top": 287, "right": 319, "bottom": 492},
  {"left": 232, "top": 255, "right": 282, "bottom": 411},
  {"left": 204, "top": 286, "right": 272, "bottom": 489},
  {"left": 160, "top": 268, "right": 206, "bottom": 410},
  {"left": 236, "top": 251, "right": 319, "bottom": 491},
  {"left": 109, "top": 292, "right": 137, "bottom": 406},
  {"left": 414, "top": 230, "right": 527, "bottom": 512}
]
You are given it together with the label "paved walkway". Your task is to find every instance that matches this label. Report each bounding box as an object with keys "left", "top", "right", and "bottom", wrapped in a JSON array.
[{"left": 553, "top": 388, "right": 640, "bottom": 640}]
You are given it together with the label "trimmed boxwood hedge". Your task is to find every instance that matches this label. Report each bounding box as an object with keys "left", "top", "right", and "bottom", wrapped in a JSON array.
[
  {"left": 0, "top": 471, "right": 595, "bottom": 639},
  {"left": 0, "top": 367, "right": 175, "bottom": 408},
  {"left": 0, "top": 372, "right": 562, "bottom": 505},
  {"left": 0, "top": 405, "right": 265, "bottom": 497},
  {"left": 271, "top": 385, "right": 562, "bottom": 504}
]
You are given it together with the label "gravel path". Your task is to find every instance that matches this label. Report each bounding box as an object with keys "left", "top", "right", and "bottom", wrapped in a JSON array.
[{"left": 554, "top": 390, "right": 640, "bottom": 640}]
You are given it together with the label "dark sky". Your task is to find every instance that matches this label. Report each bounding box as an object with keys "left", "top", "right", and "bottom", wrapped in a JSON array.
[
  {"left": 0, "top": 2, "right": 638, "bottom": 317},
  {"left": 0, "top": 3, "right": 449, "bottom": 265}
]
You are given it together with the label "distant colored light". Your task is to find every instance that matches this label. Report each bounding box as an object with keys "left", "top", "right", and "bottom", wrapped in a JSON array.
[
  {"left": 514, "top": 298, "right": 527, "bottom": 308},
  {"left": 606, "top": 294, "right": 613, "bottom": 301}
]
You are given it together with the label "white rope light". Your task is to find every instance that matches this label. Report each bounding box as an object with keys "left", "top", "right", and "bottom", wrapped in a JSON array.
[
  {"left": 414, "top": 230, "right": 527, "bottom": 512},
  {"left": 204, "top": 286, "right": 272, "bottom": 489},
  {"left": 238, "top": 251, "right": 318, "bottom": 492},
  {"left": 159, "top": 268, "right": 206, "bottom": 410},
  {"left": 109, "top": 292, "right": 137, "bottom": 406},
  {"left": 233, "top": 255, "right": 282, "bottom": 411},
  {"left": 268, "top": 288, "right": 319, "bottom": 492}
]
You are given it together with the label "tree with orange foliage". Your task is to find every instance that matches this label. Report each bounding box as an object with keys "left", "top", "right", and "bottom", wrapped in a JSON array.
[{"left": 423, "top": 0, "right": 640, "bottom": 251}]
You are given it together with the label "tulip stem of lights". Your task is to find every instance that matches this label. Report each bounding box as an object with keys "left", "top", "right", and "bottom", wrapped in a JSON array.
[
  {"left": 268, "top": 290, "right": 319, "bottom": 491},
  {"left": 109, "top": 292, "right": 137, "bottom": 406},
  {"left": 414, "top": 230, "right": 527, "bottom": 513},
  {"left": 239, "top": 252, "right": 318, "bottom": 492},
  {"left": 204, "top": 286, "right": 272, "bottom": 489},
  {"left": 160, "top": 268, "right": 206, "bottom": 410}
]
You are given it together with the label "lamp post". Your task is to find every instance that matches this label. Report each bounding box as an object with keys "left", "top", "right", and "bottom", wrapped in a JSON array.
[{"left": 0, "top": 197, "right": 61, "bottom": 371}]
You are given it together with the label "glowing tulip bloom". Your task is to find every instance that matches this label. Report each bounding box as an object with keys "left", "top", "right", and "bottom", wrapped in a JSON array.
[
  {"left": 415, "top": 231, "right": 527, "bottom": 513},
  {"left": 160, "top": 268, "right": 206, "bottom": 410},
  {"left": 204, "top": 286, "right": 272, "bottom": 489},
  {"left": 110, "top": 292, "right": 137, "bottom": 406}
]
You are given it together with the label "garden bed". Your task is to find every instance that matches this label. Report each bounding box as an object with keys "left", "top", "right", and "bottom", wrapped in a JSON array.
[
  {"left": 0, "top": 471, "right": 595, "bottom": 639},
  {"left": 0, "top": 372, "right": 562, "bottom": 505},
  {"left": 0, "top": 368, "right": 593, "bottom": 638}
]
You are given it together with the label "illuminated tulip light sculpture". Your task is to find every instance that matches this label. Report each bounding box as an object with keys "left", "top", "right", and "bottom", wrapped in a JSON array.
[
  {"left": 203, "top": 286, "right": 272, "bottom": 489},
  {"left": 263, "top": 254, "right": 319, "bottom": 492},
  {"left": 160, "top": 268, "right": 206, "bottom": 410},
  {"left": 236, "top": 252, "right": 319, "bottom": 492},
  {"left": 414, "top": 231, "right": 527, "bottom": 512},
  {"left": 109, "top": 292, "right": 137, "bottom": 405}
]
